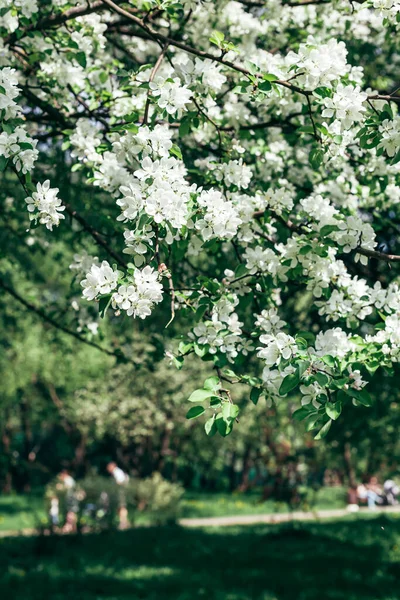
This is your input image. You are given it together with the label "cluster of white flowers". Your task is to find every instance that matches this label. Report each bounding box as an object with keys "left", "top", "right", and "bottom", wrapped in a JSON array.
[
  {"left": 264, "top": 184, "right": 294, "bottom": 215},
  {"left": 198, "top": 158, "right": 252, "bottom": 190},
  {"left": 321, "top": 84, "right": 367, "bottom": 130},
  {"left": 336, "top": 215, "right": 376, "bottom": 256},
  {"left": 111, "top": 266, "right": 163, "bottom": 319},
  {"left": 285, "top": 37, "right": 349, "bottom": 90},
  {"left": 314, "top": 328, "right": 356, "bottom": 359},
  {"left": 0, "top": 0, "right": 38, "bottom": 32},
  {"left": 0, "top": 126, "right": 38, "bottom": 173},
  {"left": 0, "top": 69, "right": 39, "bottom": 172},
  {"left": 149, "top": 76, "right": 193, "bottom": 116},
  {"left": 196, "top": 189, "right": 242, "bottom": 240},
  {"left": 81, "top": 260, "right": 120, "bottom": 301},
  {"left": 69, "top": 251, "right": 99, "bottom": 277},
  {"left": 0, "top": 68, "right": 20, "bottom": 120},
  {"left": 300, "top": 194, "right": 377, "bottom": 262},
  {"left": 174, "top": 56, "right": 227, "bottom": 94},
  {"left": 371, "top": 0, "right": 400, "bottom": 20},
  {"left": 0, "top": 68, "right": 63, "bottom": 229},
  {"left": 81, "top": 261, "right": 163, "bottom": 320},
  {"left": 6, "top": 0, "right": 400, "bottom": 417},
  {"left": 255, "top": 308, "right": 286, "bottom": 334},
  {"left": 378, "top": 117, "right": 400, "bottom": 158},
  {"left": 123, "top": 226, "right": 155, "bottom": 266},
  {"left": 93, "top": 152, "right": 130, "bottom": 195},
  {"left": 25, "top": 181, "right": 65, "bottom": 231},
  {"left": 118, "top": 156, "right": 192, "bottom": 232},
  {"left": 257, "top": 332, "right": 297, "bottom": 367},
  {"left": 243, "top": 246, "right": 288, "bottom": 282},
  {"left": 113, "top": 125, "right": 173, "bottom": 164},
  {"left": 70, "top": 119, "right": 102, "bottom": 163},
  {"left": 191, "top": 295, "right": 252, "bottom": 361}
]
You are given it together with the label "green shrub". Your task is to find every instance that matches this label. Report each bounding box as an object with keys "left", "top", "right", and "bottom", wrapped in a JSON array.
[{"left": 134, "top": 472, "right": 184, "bottom": 525}]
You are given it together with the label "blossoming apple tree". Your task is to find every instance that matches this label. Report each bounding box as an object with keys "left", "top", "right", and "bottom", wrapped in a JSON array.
[{"left": 1, "top": 0, "right": 400, "bottom": 439}]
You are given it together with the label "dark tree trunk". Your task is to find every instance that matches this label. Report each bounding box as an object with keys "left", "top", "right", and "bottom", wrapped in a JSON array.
[
  {"left": 344, "top": 441, "right": 356, "bottom": 488},
  {"left": 237, "top": 447, "right": 252, "bottom": 491},
  {"left": 20, "top": 397, "right": 32, "bottom": 492},
  {"left": 1, "top": 411, "right": 12, "bottom": 494}
]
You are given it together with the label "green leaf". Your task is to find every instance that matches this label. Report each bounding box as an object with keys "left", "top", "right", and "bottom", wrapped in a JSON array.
[
  {"left": 194, "top": 343, "right": 209, "bottom": 357},
  {"left": 250, "top": 387, "right": 262, "bottom": 405},
  {"left": 0, "top": 155, "right": 8, "bottom": 172},
  {"left": 222, "top": 402, "right": 239, "bottom": 420},
  {"left": 314, "top": 419, "right": 332, "bottom": 440},
  {"left": 297, "top": 331, "right": 315, "bottom": 346},
  {"left": 186, "top": 405, "right": 205, "bottom": 420},
  {"left": 305, "top": 416, "right": 320, "bottom": 432},
  {"left": 313, "top": 87, "right": 331, "bottom": 98},
  {"left": 204, "top": 415, "right": 217, "bottom": 436},
  {"left": 172, "top": 355, "right": 184, "bottom": 370},
  {"left": 293, "top": 405, "right": 316, "bottom": 421},
  {"left": 314, "top": 372, "right": 329, "bottom": 387},
  {"left": 296, "top": 337, "right": 308, "bottom": 350},
  {"left": 178, "top": 341, "right": 193, "bottom": 355},
  {"left": 262, "top": 73, "right": 278, "bottom": 81},
  {"left": 325, "top": 401, "right": 342, "bottom": 421},
  {"left": 279, "top": 370, "right": 300, "bottom": 395},
  {"left": 188, "top": 388, "right": 218, "bottom": 402},
  {"left": 215, "top": 413, "right": 233, "bottom": 437},
  {"left": 210, "top": 397, "right": 221, "bottom": 407},
  {"left": 18, "top": 142, "right": 34, "bottom": 151},
  {"left": 309, "top": 147, "right": 324, "bottom": 170},
  {"left": 74, "top": 51, "right": 87, "bottom": 68},
  {"left": 170, "top": 144, "right": 182, "bottom": 160},
  {"left": 203, "top": 376, "right": 221, "bottom": 392},
  {"left": 209, "top": 30, "right": 225, "bottom": 47},
  {"left": 98, "top": 295, "right": 112, "bottom": 318},
  {"left": 319, "top": 224, "right": 339, "bottom": 237},
  {"left": 321, "top": 355, "right": 336, "bottom": 368},
  {"left": 344, "top": 387, "right": 372, "bottom": 407},
  {"left": 258, "top": 80, "right": 271, "bottom": 92},
  {"left": 297, "top": 360, "right": 310, "bottom": 378}
]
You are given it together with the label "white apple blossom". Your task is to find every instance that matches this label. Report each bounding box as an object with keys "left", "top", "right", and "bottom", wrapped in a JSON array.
[
  {"left": 81, "top": 261, "right": 120, "bottom": 301},
  {"left": 25, "top": 180, "right": 65, "bottom": 230}
]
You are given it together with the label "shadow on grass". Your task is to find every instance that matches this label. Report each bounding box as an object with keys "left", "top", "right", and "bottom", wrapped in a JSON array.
[{"left": 1, "top": 515, "right": 400, "bottom": 599}]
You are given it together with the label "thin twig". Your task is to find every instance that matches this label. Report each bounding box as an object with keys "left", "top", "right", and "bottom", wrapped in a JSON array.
[{"left": 143, "top": 42, "right": 169, "bottom": 125}]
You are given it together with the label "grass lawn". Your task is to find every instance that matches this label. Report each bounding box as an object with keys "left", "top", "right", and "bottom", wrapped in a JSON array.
[
  {"left": 1, "top": 514, "right": 400, "bottom": 599},
  {"left": 0, "top": 493, "right": 45, "bottom": 532},
  {"left": 0, "top": 487, "right": 345, "bottom": 532},
  {"left": 180, "top": 486, "right": 347, "bottom": 518},
  {"left": 0, "top": 487, "right": 347, "bottom": 532}
]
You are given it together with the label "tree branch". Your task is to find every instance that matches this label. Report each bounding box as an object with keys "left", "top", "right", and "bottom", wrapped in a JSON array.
[{"left": 0, "top": 278, "right": 135, "bottom": 364}]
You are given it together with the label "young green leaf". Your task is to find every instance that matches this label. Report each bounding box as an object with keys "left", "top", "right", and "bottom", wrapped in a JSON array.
[
  {"left": 314, "top": 419, "right": 332, "bottom": 440},
  {"left": 279, "top": 370, "right": 300, "bottom": 395},
  {"left": 188, "top": 388, "right": 218, "bottom": 402},
  {"left": 186, "top": 406, "right": 205, "bottom": 420}
]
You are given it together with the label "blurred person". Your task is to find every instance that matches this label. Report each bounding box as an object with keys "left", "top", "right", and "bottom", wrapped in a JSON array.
[
  {"left": 49, "top": 496, "right": 60, "bottom": 527},
  {"left": 106, "top": 462, "right": 130, "bottom": 529},
  {"left": 365, "top": 476, "right": 384, "bottom": 510},
  {"left": 383, "top": 479, "right": 400, "bottom": 505},
  {"left": 347, "top": 487, "right": 359, "bottom": 512},
  {"left": 58, "top": 469, "right": 79, "bottom": 533}
]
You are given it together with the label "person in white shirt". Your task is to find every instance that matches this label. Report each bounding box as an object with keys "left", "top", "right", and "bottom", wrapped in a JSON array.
[
  {"left": 107, "top": 462, "right": 130, "bottom": 529},
  {"left": 58, "top": 470, "right": 78, "bottom": 532}
]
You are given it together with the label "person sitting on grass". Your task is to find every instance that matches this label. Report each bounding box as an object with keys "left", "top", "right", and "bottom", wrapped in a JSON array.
[{"left": 106, "top": 462, "right": 130, "bottom": 530}]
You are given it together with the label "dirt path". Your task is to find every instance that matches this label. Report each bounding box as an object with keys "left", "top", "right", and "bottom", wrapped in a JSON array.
[
  {"left": 179, "top": 504, "right": 400, "bottom": 527},
  {"left": 1, "top": 505, "right": 400, "bottom": 537}
]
